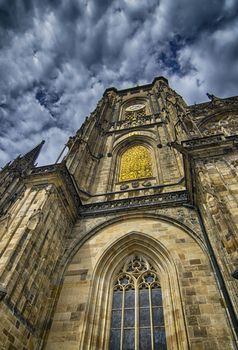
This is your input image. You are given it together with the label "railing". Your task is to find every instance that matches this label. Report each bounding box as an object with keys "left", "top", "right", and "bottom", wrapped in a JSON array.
[{"left": 79, "top": 190, "right": 188, "bottom": 216}]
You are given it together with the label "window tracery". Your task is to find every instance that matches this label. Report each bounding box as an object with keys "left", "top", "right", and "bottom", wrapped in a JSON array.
[
  {"left": 124, "top": 105, "right": 147, "bottom": 124},
  {"left": 110, "top": 255, "right": 167, "bottom": 350},
  {"left": 201, "top": 115, "right": 238, "bottom": 136},
  {"left": 119, "top": 146, "right": 153, "bottom": 182}
]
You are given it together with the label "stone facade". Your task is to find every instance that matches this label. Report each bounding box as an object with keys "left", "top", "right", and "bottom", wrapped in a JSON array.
[{"left": 0, "top": 77, "right": 237, "bottom": 349}]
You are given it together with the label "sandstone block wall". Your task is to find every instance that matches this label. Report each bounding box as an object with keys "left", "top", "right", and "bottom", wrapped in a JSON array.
[
  {"left": 0, "top": 181, "right": 75, "bottom": 349},
  {"left": 45, "top": 215, "right": 236, "bottom": 350}
]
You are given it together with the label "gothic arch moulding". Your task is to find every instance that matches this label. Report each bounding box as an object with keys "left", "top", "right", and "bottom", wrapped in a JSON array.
[
  {"left": 45, "top": 215, "right": 235, "bottom": 350},
  {"left": 64, "top": 211, "right": 205, "bottom": 266},
  {"left": 57, "top": 211, "right": 205, "bottom": 273},
  {"left": 198, "top": 111, "right": 238, "bottom": 136},
  {"left": 113, "top": 133, "right": 157, "bottom": 153},
  {"left": 79, "top": 232, "right": 189, "bottom": 350}
]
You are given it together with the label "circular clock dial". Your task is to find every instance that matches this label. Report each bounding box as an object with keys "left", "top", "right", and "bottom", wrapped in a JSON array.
[{"left": 125, "top": 104, "right": 145, "bottom": 112}]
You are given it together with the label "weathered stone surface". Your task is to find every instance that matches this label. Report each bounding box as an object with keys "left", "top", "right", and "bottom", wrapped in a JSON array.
[{"left": 0, "top": 77, "right": 237, "bottom": 349}]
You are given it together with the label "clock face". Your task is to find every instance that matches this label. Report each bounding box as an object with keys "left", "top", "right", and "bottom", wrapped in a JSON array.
[{"left": 125, "top": 104, "right": 145, "bottom": 112}]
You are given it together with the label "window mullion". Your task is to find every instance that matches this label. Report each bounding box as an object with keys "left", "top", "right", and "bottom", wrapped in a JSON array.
[
  {"left": 149, "top": 286, "right": 154, "bottom": 350},
  {"left": 135, "top": 281, "right": 139, "bottom": 350},
  {"left": 120, "top": 287, "right": 125, "bottom": 350},
  {"left": 109, "top": 257, "right": 167, "bottom": 350}
]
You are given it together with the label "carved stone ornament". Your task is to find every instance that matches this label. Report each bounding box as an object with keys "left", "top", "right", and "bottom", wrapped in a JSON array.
[
  {"left": 0, "top": 213, "right": 11, "bottom": 229},
  {"left": 131, "top": 181, "right": 139, "bottom": 188},
  {"left": 206, "top": 93, "right": 217, "bottom": 101},
  {"left": 31, "top": 183, "right": 49, "bottom": 192},
  {"left": 0, "top": 284, "right": 7, "bottom": 301},
  {"left": 142, "top": 180, "right": 152, "bottom": 187},
  {"left": 120, "top": 184, "right": 129, "bottom": 190},
  {"left": 201, "top": 115, "right": 238, "bottom": 137},
  {"left": 124, "top": 104, "right": 146, "bottom": 123},
  {"left": 27, "top": 209, "right": 43, "bottom": 230},
  {"left": 231, "top": 160, "right": 238, "bottom": 168},
  {"left": 79, "top": 190, "right": 188, "bottom": 217}
]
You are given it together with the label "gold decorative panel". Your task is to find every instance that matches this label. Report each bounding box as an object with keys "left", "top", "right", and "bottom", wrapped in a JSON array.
[{"left": 119, "top": 145, "right": 153, "bottom": 182}]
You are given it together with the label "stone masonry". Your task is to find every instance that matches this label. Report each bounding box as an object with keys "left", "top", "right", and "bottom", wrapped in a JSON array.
[{"left": 0, "top": 77, "right": 237, "bottom": 349}]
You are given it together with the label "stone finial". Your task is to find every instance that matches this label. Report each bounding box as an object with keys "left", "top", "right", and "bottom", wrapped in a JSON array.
[{"left": 206, "top": 93, "right": 220, "bottom": 103}]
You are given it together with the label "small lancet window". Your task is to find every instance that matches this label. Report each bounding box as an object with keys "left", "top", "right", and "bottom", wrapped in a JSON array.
[
  {"left": 119, "top": 145, "right": 153, "bottom": 182},
  {"left": 109, "top": 255, "right": 167, "bottom": 350}
]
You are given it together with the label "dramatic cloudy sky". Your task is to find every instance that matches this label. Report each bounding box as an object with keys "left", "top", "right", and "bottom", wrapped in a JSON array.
[{"left": 0, "top": 0, "right": 238, "bottom": 166}]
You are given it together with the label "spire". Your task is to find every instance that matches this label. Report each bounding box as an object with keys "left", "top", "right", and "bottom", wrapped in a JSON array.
[
  {"left": 0, "top": 140, "right": 45, "bottom": 174},
  {"left": 20, "top": 140, "right": 45, "bottom": 167}
]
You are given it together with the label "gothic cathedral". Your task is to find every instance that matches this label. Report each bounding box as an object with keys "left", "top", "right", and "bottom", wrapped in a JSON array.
[{"left": 0, "top": 77, "right": 238, "bottom": 350}]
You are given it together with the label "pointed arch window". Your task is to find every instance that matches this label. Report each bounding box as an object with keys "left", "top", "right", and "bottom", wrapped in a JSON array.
[
  {"left": 109, "top": 255, "right": 167, "bottom": 350},
  {"left": 119, "top": 146, "right": 153, "bottom": 182}
]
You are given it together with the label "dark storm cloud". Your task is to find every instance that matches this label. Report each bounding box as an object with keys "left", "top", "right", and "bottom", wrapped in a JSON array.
[{"left": 0, "top": 0, "right": 238, "bottom": 166}]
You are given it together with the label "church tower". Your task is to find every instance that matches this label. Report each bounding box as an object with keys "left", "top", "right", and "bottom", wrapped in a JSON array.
[{"left": 0, "top": 77, "right": 238, "bottom": 349}]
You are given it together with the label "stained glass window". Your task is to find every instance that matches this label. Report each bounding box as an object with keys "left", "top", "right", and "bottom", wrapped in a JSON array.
[
  {"left": 119, "top": 146, "right": 153, "bottom": 182},
  {"left": 109, "top": 256, "right": 167, "bottom": 350}
]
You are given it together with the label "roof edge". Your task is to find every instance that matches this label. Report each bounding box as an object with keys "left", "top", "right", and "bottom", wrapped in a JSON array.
[{"left": 104, "top": 76, "right": 168, "bottom": 96}]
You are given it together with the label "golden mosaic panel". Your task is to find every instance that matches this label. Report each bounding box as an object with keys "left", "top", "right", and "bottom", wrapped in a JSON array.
[{"left": 119, "top": 145, "right": 153, "bottom": 182}]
